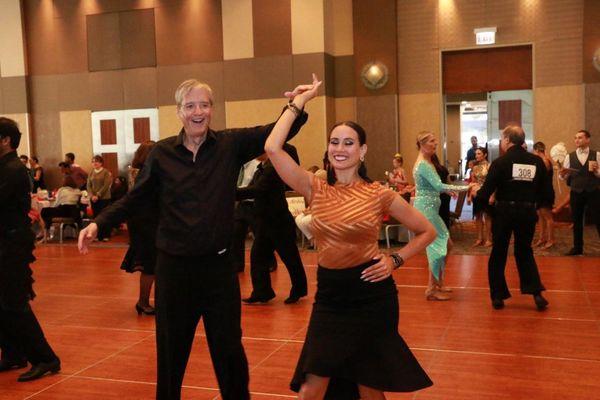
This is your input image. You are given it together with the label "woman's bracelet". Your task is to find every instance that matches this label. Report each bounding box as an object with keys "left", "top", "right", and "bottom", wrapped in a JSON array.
[
  {"left": 390, "top": 253, "right": 404, "bottom": 269},
  {"left": 286, "top": 101, "right": 302, "bottom": 117}
]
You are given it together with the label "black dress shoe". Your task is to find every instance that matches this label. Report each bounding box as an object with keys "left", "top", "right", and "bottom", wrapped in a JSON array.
[
  {"left": 242, "top": 294, "right": 275, "bottom": 304},
  {"left": 17, "top": 359, "right": 60, "bottom": 382},
  {"left": 565, "top": 248, "right": 583, "bottom": 256},
  {"left": 0, "top": 358, "right": 27, "bottom": 372},
  {"left": 284, "top": 294, "right": 305, "bottom": 304},
  {"left": 533, "top": 293, "right": 549, "bottom": 311},
  {"left": 135, "top": 303, "right": 156, "bottom": 315},
  {"left": 491, "top": 298, "right": 505, "bottom": 310}
]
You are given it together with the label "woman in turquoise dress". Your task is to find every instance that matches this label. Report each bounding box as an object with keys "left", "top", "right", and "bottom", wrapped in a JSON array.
[{"left": 413, "top": 131, "right": 470, "bottom": 301}]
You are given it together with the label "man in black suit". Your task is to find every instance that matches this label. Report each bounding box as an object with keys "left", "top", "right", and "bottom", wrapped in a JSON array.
[{"left": 237, "top": 144, "right": 307, "bottom": 304}]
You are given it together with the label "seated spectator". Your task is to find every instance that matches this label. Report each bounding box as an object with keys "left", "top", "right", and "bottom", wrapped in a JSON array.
[
  {"left": 29, "top": 156, "right": 46, "bottom": 193},
  {"left": 40, "top": 176, "right": 81, "bottom": 240}
]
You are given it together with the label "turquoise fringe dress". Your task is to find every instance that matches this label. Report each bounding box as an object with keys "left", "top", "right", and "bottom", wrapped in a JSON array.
[{"left": 413, "top": 161, "right": 467, "bottom": 280}]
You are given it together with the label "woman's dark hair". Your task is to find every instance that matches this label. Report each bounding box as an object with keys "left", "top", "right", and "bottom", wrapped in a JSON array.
[
  {"left": 475, "top": 146, "right": 488, "bottom": 158},
  {"left": 92, "top": 155, "right": 104, "bottom": 164},
  {"left": 326, "top": 121, "right": 371, "bottom": 185},
  {"left": 430, "top": 153, "right": 448, "bottom": 178},
  {"left": 533, "top": 141, "right": 546, "bottom": 153},
  {"left": 62, "top": 175, "right": 77, "bottom": 189},
  {"left": 31, "top": 156, "right": 39, "bottom": 163},
  {"left": 131, "top": 140, "right": 156, "bottom": 169}
]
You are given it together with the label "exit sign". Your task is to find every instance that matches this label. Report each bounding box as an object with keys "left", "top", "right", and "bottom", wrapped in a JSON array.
[{"left": 474, "top": 27, "right": 497, "bottom": 45}]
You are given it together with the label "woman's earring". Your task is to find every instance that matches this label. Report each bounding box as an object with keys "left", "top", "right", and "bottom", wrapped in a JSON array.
[{"left": 360, "top": 155, "right": 365, "bottom": 162}]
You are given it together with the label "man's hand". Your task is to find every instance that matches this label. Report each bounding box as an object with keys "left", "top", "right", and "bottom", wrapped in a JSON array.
[
  {"left": 284, "top": 74, "right": 322, "bottom": 108},
  {"left": 78, "top": 223, "right": 98, "bottom": 254}
]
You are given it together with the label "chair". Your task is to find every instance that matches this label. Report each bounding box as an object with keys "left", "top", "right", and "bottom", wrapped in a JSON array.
[
  {"left": 449, "top": 191, "right": 468, "bottom": 233},
  {"left": 383, "top": 216, "right": 403, "bottom": 249},
  {"left": 50, "top": 217, "right": 80, "bottom": 243}
]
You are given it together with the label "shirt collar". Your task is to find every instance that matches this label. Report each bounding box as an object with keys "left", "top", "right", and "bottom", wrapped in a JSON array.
[
  {"left": 174, "top": 128, "right": 217, "bottom": 149},
  {"left": 577, "top": 147, "right": 589, "bottom": 154}
]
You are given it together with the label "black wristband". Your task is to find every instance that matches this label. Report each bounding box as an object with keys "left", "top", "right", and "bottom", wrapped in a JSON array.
[
  {"left": 286, "top": 101, "right": 302, "bottom": 117},
  {"left": 390, "top": 253, "right": 404, "bottom": 269}
]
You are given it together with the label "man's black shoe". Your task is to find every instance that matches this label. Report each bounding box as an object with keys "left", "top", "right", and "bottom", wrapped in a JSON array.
[
  {"left": 284, "top": 294, "right": 306, "bottom": 304},
  {"left": 565, "top": 248, "right": 583, "bottom": 256},
  {"left": 0, "top": 358, "right": 27, "bottom": 372},
  {"left": 491, "top": 298, "right": 505, "bottom": 310},
  {"left": 17, "top": 359, "right": 60, "bottom": 382},
  {"left": 242, "top": 294, "right": 275, "bottom": 304},
  {"left": 533, "top": 294, "right": 549, "bottom": 311}
]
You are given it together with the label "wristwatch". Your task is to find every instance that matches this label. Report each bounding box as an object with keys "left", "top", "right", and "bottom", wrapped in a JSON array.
[{"left": 390, "top": 253, "right": 404, "bottom": 269}]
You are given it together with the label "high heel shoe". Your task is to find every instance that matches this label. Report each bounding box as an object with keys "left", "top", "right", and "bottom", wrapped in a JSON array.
[{"left": 135, "top": 303, "right": 155, "bottom": 315}]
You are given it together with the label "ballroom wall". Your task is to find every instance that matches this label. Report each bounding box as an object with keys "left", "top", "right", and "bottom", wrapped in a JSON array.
[{"left": 1, "top": 0, "right": 598, "bottom": 188}]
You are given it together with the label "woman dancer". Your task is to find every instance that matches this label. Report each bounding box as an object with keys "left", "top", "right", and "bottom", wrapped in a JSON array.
[
  {"left": 470, "top": 147, "right": 492, "bottom": 247},
  {"left": 121, "top": 141, "right": 157, "bottom": 315},
  {"left": 532, "top": 141, "right": 555, "bottom": 249},
  {"left": 265, "top": 74, "right": 435, "bottom": 399},
  {"left": 413, "top": 132, "right": 470, "bottom": 301}
]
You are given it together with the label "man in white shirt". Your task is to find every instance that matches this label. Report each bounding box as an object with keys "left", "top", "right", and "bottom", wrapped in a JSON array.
[{"left": 559, "top": 130, "right": 600, "bottom": 255}]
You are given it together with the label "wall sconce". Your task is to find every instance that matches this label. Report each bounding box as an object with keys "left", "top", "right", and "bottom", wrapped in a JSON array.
[
  {"left": 360, "top": 61, "right": 388, "bottom": 90},
  {"left": 594, "top": 48, "right": 600, "bottom": 73}
]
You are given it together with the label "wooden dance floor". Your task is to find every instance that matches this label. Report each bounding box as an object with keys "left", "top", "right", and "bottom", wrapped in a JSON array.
[{"left": 2, "top": 244, "right": 600, "bottom": 399}]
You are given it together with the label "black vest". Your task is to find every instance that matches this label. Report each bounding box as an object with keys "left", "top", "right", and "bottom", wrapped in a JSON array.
[{"left": 567, "top": 149, "right": 600, "bottom": 193}]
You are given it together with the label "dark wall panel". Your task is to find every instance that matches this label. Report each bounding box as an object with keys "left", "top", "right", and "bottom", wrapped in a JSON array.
[
  {"left": 133, "top": 118, "right": 151, "bottom": 143},
  {"left": 253, "top": 0, "right": 292, "bottom": 57},
  {"left": 155, "top": 0, "right": 223, "bottom": 66},
  {"left": 353, "top": 0, "right": 397, "bottom": 97},
  {"left": 100, "top": 119, "right": 117, "bottom": 145},
  {"left": 87, "top": 12, "right": 121, "bottom": 71},
  {"left": 120, "top": 9, "right": 157, "bottom": 69},
  {"left": 1, "top": 77, "right": 28, "bottom": 114},
  {"left": 101, "top": 152, "right": 119, "bottom": 179},
  {"left": 443, "top": 46, "right": 533, "bottom": 94},
  {"left": 498, "top": 100, "right": 522, "bottom": 130}
]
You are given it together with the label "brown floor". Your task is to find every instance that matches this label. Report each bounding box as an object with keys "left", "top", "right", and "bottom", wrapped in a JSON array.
[{"left": 2, "top": 244, "right": 600, "bottom": 399}]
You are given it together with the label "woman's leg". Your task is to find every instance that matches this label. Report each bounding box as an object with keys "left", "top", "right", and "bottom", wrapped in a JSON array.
[
  {"left": 298, "top": 374, "right": 330, "bottom": 400},
  {"left": 472, "top": 213, "right": 483, "bottom": 246},
  {"left": 540, "top": 208, "right": 555, "bottom": 248},
  {"left": 138, "top": 272, "right": 155, "bottom": 309},
  {"left": 358, "top": 385, "right": 386, "bottom": 400},
  {"left": 483, "top": 212, "right": 493, "bottom": 246}
]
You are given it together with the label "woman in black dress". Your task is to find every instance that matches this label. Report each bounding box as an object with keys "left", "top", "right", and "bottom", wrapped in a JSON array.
[
  {"left": 533, "top": 142, "right": 555, "bottom": 249},
  {"left": 121, "top": 141, "right": 158, "bottom": 315}
]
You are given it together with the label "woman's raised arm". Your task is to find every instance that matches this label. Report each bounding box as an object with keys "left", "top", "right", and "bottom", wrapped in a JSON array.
[{"left": 265, "top": 74, "right": 322, "bottom": 200}]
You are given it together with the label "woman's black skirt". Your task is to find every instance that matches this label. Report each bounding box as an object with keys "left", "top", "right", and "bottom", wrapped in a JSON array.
[{"left": 290, "top": 261, "right": 432, "bottom": 398}]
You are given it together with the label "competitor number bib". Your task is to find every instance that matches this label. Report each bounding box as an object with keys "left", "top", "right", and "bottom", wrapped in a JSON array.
[{"left": 512, "top": 163, "right": 536, "bottom": 181}]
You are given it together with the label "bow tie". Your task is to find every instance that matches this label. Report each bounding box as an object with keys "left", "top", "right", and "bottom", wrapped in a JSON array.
[{"left": 577, "top": 148, "right": 589, "bottom": 154}]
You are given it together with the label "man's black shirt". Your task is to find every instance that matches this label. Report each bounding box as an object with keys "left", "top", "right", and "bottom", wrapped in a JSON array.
[
  {"left": 95, "top": 112, "right": 307, "bottom": 256},
  {"left": 0, "top": 151, "right": 31, "bottom": 233},
  {"left": 478, "top": 145, "right": 550, "bottom": 205}
]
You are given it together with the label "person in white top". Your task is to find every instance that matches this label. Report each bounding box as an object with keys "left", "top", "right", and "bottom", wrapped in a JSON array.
[
  {"left": 40, "top": 176, "right": 81, "bottom": 240},
  {"left": 558, "top": 129, "right": 600, "bottom": 255}
]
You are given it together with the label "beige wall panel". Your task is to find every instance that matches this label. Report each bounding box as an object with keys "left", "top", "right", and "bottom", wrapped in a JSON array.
[
  {"left": 222, "top": 0, "right": 254, "bottom": 60},
  {"left": 398, "top": 92, "right": 441, "bottom": 183},
  {"left": 120, "top": 9, "right": 157, "bottom": 69},
  {"left": 2, "top": 113, "right": 31, "bottom": 157},
  {"left": 397, "top": 1, "right": 438, "bottom": 94},
  {"left": 87, "top": 12, "right": 121, "bottom": 71},
  {"left": 30, "top": 110, "right": 63, "bottom": 188},
  {"left": 438, "top": 0, "right": 484, "bottom": 49},
  {"left": 0, "top": 0, "right": 26, "bottom": 77},
  {"left": 534, "top": 85, "right": 584, "bottom": 153},
  {"left": 88, "top": 70, "right": 124, "bottom": 111},
  {"left": 291, "top": 0, "right": 325, "bottom": 55},
  {"left": 155, "top": 0, "right": 223, "bottom": 65},
  {"left": 536, "top": 37, "right": 582, "bottom": 87},
  {"left": 59, "top": 110, "right": 93, "bottom": 173},
  {"left": 334, "top": 97, "right": 356, "bottom": 124},
  {"left": 225, "top": 97, "right": 327, "bottom": 168},
  {"left": 585, "top": 83, "right": 600, "bottom": 149},
  {"left": 1, "top": 76, "right": 28, "bottom": 114},
  {"left": 158, "top": 105, "right": 180, "bottom": 139},
  {"left": 535, "top": 0, "right": 583, "bottom": 41},
  {"left": 324, "top": 0, "right": 353, "bottom": 57},
  {"left": 157, "top": 62, "right": 224, "bottom": 106},
  {"left": 356, "top": 95, "right": 398, "bottom": 180},
  {"left": 55, "top": 16, "right": 88, "bottom": 73},
  {"left": 58, "top": 73, "right": 90, "bottom": 111},
  {"left": 123, "top": 68, "right": 158, "bottom": 110},
  {"left": 446, "top": 105, "right": 461, "bottom": 173}
]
